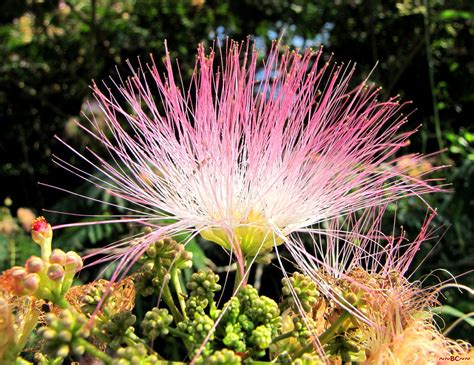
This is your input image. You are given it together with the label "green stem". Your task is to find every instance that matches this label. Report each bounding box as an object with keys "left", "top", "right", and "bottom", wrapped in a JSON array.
[
  {"left": 168, "top": 327, "right": 190, "bottom": 340},
  {"left": 77, "top": 338, "right": 113, "bottom": 364},
  {"left": 294, "top": 307, "right": 352, "bottom": 358},
  {"left": 40, "top": 239, "right": 52, "bottom": 261},
  {"left": 423, "top": 0, "right": 446, "bottom": 161},
  {"left": 171, "top": 267, "right": 187, "bottom": 319},
  {"left": 126, "top": 332, "right": 165, "bottom": 360},
  {"left": 234, "top": 257, "right": 252, "bottom": 292},
  {"left": 162, "top": 283, "right": 183, "bottom": 323},
  {"left": 52, "top": 294, "right": 70, "bottom": 309},
  {"left": 155, "top": 257, "right": 183, "bottom": 323},
  {"left": 9, "top": 239, "right": 15, "bottom": 266},
  {"left": 233, "top": 265, "right": 243, "bottom": 292},
  {"left": 272, "top": 331, "right": 296, "bottom": 344},
  {"left": 318, "top": 310, "right": 351, "bottom": 345}
]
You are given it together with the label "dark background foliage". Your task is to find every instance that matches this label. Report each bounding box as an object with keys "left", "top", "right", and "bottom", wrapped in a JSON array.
[{"left": 1, "top": 0, "right": 473, "bottom": 341}]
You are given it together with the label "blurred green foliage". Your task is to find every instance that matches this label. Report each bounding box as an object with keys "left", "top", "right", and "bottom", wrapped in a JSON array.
[{"left": 0, "top": 0, "right": 473, "bottom": 341}]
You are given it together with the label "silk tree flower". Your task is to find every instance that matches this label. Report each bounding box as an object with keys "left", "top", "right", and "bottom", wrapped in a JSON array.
[
  {"left": 51, "top": 40, "right": 442, "bottom": 276},
  {"left": 289, "top": 209, "right": 471, "bottom": 362}
]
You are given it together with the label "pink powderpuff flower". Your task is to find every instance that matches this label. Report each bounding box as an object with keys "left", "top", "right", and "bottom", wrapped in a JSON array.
[
  {"left": 50, "top": 40, "right": 443, "bottom": 278},
  {"left": 289, "top": 208, "right": 472, "bottom": 361}
]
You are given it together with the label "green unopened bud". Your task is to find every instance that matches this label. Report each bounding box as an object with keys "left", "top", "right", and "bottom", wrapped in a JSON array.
[
  {"left": 344, "top": 292, "right": 358, "bottom": 306},
  {"left": 50, "top": 249, "right": 67, "bottom": 265},
  {"left": 41, "top": 328, "right": 56, "bottom": 340},
  {"left": 142, "top": 308, "right": 173, "bottom": 341},
  {"left": 25, "top": 256, "right": 44, "bottom": 273},
  {"left": 116, "top": 343, "right": 159, "bottom": 364},
  {"left": 281, "top": 272, "right": 319, "bottom": 313},
  {"left": 47, "top": 263, "right": 65, "bottom": 281},
  {"left": 39, "top": 308, "right": 90, "bottom": 360},
  {"left": 58, "top": 330, "right": 72, "bottom": 342},
  {"left": 187, "top": 269, "right": 222, "bottom": 300},
  {"left": 249, "top": 325, "right": 273, "bottom": 352},
  {"left": 198, "top": 349, "right": 242, "bottom": 364},
  {"left": 59, "top": 309, "right": 75, "bottom": 327},
  {"left": 31, "top": 216, "right": 52, "bottom": 260},
  {"left": 73, "top": 344, "right": 85, "bottom": 356},
  {"left": 56, "top": 344, "right": 70, "bottom": 358},
  {"left": 22, "top": 273, "right": 40, "bottom": 292},
  {"left": 146, "top": 244, "right": 156, "bottom": 258}
]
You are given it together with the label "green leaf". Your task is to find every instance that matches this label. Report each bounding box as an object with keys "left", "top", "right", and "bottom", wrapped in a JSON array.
[
  {"left": 437, "top": 10, "right": 474, "bottom": 21},
  {"left": 432, "top": 305, "right": 474, "bottom": 327},
  {"left": 184, "top": 239, "right": 207, "bottom": 270}
]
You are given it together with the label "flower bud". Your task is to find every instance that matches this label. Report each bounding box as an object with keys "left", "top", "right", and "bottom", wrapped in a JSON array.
[
  {"left": 50, "top": 249, "right": 67, "bottom": 265},
  {"left": 344, "top": 292, "right": 358, "bottom": 305},
  {"left": 47, "top": 264, "right": 65, "bottom": 281},
  {"left": 25, "top": 256, "right": 44, "bottom": 273},
  {"left": 41, "top": 328, "right": 56, "bottom": 340},
  {"left": 11, "top": 267, "right": 27, "bottom": 281},
  {"left": 59, "top": 310, "right": 74, "bottom": 327},
  {"left": 65, "top": 251, "right": 83, "bottom": 271},
  {"left": 146, "top": 244, "right": 156, "bottom": 258},
  {"left": 22, "top": 273, "right": 40, "bottom": 292},
  {"left": 31, "top": 216, "right": 52, "bottom": 260},
  {"left": 31, "top": 216, "right": 53, "bottom": 244},
  {"left": 58, "top": 330, "right": 72, "bottom": 342},
  {"left": 73, "top": 344, "right": 85, "bottom": 356},
  {"left": 56, "top": 344, "right": 70, "bottom": 358},
  {"left": 17, "top": 207, "right": 36, "bottom": 232}
]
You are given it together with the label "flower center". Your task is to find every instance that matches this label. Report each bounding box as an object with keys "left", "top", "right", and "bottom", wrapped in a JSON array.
[{"left": 200, "top": 210, "right": 284, "bottom": 257}]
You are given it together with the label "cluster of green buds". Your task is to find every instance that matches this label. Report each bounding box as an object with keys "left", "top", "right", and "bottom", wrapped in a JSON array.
[
  {"left": 134, "top": 236, "right": 192, "bottom": 298},
  {"left": 290, "top": 353, "right": 325, "bottom": 365},
  {"left": 282, "top": 278, "right": 368, "bottom": 363},
  {"left": 135, "top": 263, "right": 284, "bottom": 360},
  {"left": 141, "top": 308, "right": 173, "bottom": 341},
  {"left": 136, "top": 261, "right": 284, "bottom": 361},
  {"left": 76, "top": 279, "right": 144, "bottom": 351},
  {"left": 79, "top": 280, "right": 111, "bottom": 315},
  {"left": 115, "top": 343, "right": 159, "bottom": 365},
  {"left": 37, "top": 309, "right": 90, "bottom": 360},
  {"left": 196, "top": 348, "right": 242, "bottom": 364},
  {"left": 278, "top": 272, "right": 323, "bottom": 345},
  {"left": 195, "top": 284, "right": 282, "bottom": 359},
  {"left": 8, "top": 217, "right": 82, "bottom": 308},
  {"left": 186, "top": 269, "right": 222, "bottom": 316},
  {"left": 325, "top": 327, "right": 367, "bottom": 363},
  {"left": 281, "top": 272, "right": 320, "bottom": 313},
  {"left": 96, "top": 311, "right": 138, "bottom": 350},
  {"left": 177, "top": 311, "right": 216, "bottom": 356},
  {"left": 317, "top": 277, "right": 368, "bottom": 363},
  {"left": 159, "top": 269, "right": 221, "bottom": 356}
]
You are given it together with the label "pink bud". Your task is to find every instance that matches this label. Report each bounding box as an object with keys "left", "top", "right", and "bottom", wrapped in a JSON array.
[
  {"left": 31, "top": 216, "right": 53, "bottom": 244},
  {"left": 65, "top": 251, "right": 83, "bottom": 271},
  {"left": 25, "top": 256, "right": 44, "bottom": 273},
  {"left": 11, "top": 267, "right": 27, "bottom": 280},
  {"left": 47, "top": 264, "right": 65, "bottom": 281},
  {"left": 22, "top": 273, "right": 40, "bottom": 292},
  {"left": 50, "top": 249, "right": 66, "bottom": 265},
  {"left": 31, "top": 216, "right": 53, "bottom": 260}
]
